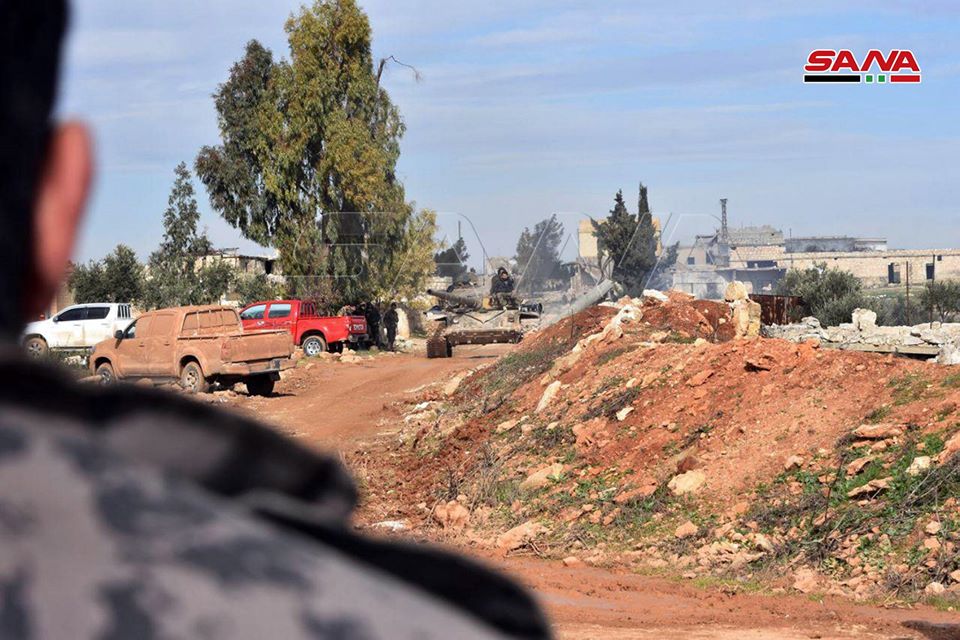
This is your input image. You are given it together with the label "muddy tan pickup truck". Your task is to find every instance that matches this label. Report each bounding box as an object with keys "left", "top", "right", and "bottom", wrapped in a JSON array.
[{"left": 89, "top": 305, "right": 294, "bottom": 395}]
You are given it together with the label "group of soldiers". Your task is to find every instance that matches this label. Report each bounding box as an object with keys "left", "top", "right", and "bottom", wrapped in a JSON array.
[
  {"left": 341, "top": 268, "right": 515, "bottom": 352},
  {"left": 347, "top": 301, "right": 400, "bottom": 351}
]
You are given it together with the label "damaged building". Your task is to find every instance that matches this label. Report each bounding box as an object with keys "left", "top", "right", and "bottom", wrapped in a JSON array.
[{"left": 669, "top": 211, "right": 960, "bottom": 299}]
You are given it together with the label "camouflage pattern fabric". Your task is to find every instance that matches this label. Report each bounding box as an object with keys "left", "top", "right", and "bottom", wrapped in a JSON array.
[{"left": 0, "top": 353, "right": 550, "bottom": 639}]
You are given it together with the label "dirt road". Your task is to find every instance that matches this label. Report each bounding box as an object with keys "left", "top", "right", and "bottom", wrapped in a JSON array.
[
  {"left": 230, "top": 348, "right": 960, "bottom": 640},
  {"left": 484, "top": 555, "right": 960, "bottom": 639},
  {"left": 230, "top": 345, "right": 509, "bottom": 449}
]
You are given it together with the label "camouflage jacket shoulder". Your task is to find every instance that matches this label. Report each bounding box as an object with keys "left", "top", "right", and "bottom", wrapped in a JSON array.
[{"left": 0, "top": 354, "right": 549, "bottom": 639}]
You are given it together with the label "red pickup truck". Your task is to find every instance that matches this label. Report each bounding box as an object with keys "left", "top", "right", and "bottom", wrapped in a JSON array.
[{"left": 240, "top": 300, "right": 368, "bottom": 356}]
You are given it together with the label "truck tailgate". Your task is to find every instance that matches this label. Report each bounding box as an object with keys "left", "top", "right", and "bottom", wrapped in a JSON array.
[
  {"left": 225, "top": 331, "right": 293, "bottom": 363},
  {"left": 348, "top": 315, "right": 368, "bottom": 335}
]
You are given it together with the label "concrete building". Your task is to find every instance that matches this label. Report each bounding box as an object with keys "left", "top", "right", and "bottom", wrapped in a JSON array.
[
  {"left": 573, "top": 215, "right": 663, "bottom": 291},
  {"left": 672, "top": 222, "right": 960, "bottom": 298},
  {"left": 772, "top": 249, "right": 960, "bottom": 290},
  {"left": 196, "top": 248, "right": 281, "bottom": 277},
  {"left": 674, "top": 226, "right": 787, "bottom": 298},
  {"left": 196, "top": 249, "right": 285, "bottom": 306},
  {"left": 577, "top": 219, "right": 599, "bottom": 262},
  {"left": 785, "top": 236, "right": 887, "bottom": 253},
  {"left": 729, "top": 225, "right": 784, "bottom": 248}
]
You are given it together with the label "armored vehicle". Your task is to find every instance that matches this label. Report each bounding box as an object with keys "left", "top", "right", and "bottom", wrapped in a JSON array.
[{"left": 424, "top": 287, "right": 542, "bottom": 358}]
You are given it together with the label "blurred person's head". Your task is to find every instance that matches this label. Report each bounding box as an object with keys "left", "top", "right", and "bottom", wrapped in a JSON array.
[{"left": 1, "top": 1, "right": 92, "bottom": 339}]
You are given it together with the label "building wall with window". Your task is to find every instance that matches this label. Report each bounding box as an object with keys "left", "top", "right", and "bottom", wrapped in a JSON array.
[
  {"left": 761, "top": 249, "right": 960, "bottom": 289},
  {"left": 672, "top": 247, "right": 960, "bottom": 296},
  {"left": 196, "top": 249, "right": 281, "bottom": 277}
]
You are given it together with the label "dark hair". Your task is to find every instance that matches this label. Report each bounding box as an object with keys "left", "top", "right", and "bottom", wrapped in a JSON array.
[{"left": 0, "top": 2, "right": 68, "bottom": 337}]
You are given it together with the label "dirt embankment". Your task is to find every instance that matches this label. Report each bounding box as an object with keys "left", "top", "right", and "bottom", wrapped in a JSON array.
[{"left": 353, "top": 293, "right": 960, "bottom": 605}]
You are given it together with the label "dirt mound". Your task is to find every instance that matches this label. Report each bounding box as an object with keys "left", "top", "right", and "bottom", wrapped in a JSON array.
[
  {"left": 519, "top": 304, "right": 616, "bottom": 353},
  {"left": 354, "top": 293, "right": 960, "bottom": 605},
  {"left": 640, "top": 297, "right": 735, "bottom": 341}
]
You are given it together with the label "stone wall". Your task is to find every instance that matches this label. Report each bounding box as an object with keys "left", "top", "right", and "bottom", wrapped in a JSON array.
[{"left": 764, "top": 309, "right": 960, "bottom": 365}]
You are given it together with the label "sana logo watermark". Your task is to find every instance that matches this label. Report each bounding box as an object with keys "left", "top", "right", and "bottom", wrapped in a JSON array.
[{"left": 804, "top": 49, "right": 921, "bottom": 84}]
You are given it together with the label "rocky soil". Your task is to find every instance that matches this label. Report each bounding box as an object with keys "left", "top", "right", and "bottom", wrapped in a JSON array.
[{"left": 351, "top": 292, "right": 960, "bottom": 607}]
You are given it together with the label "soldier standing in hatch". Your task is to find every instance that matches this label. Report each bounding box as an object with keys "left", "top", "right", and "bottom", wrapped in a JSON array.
[
  {"left": 490, "top": 267, "right": 516, "bottom": 306},
  {"left": 490, "top": 267, "right": 515, "bottom": 294},
  {"left": 383, "top": 302, "right": 399, "bottom": 351}
]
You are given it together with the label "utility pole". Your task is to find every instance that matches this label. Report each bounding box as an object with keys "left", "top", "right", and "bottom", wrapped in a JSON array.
[
  {"left": 905, "top": 261, "right": 911, "bottom": 325},
  {"left": 931, "top": 252, "right": 936, "bottom": 325},
  {"left": 719, "top": 198, "right": 729, "bottom": 244},
  {"left": 717, "top": 198, "right": 731, "bottom": 268}
]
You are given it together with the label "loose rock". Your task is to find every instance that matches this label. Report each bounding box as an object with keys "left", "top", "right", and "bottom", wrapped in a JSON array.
[
  {"left": 433, "top": 500, "right": 470, "bottom": 531},
  {"left": 686, "top": 370, "right": 714, "bottom": 387},
  {"left": 536, "top": 381, "right": 562, "bottom": 413},
  {"left": 792, "top": 568, "right": 820, "bottom": 594},
  {"left": 443, "top": 373, "right": 466, "bottom": 396},
  {"left": 496, "top": 521, "right": 546, "bottom": 552},
  {"left": 519, "top": 463, "right": 564, "bottom": 492},
  {"left": 852, "top": 424, "right": 903, "bottom": 440},
  {"left": 906, "top": 456, "right": 932, "bottom": 476},
  {"left": 668, "top": 470, "right": 706, "bottom": 496}
]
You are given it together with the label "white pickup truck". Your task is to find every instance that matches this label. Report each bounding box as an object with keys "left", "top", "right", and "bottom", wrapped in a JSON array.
[{"left": 22, "top": 303, "right": 135, "bottom": 358}]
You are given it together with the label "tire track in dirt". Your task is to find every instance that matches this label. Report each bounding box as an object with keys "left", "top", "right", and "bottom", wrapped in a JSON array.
[{"left": 232, "top": 345, "right": 508, "bottom": 450}]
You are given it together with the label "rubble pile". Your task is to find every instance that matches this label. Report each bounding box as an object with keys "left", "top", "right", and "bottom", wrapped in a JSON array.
[
  {"left": 764, "top": 308, "right": 960, "bottom": 365},
  {"left": 356, "top": 288, "right": 960, "bottom": 604}
]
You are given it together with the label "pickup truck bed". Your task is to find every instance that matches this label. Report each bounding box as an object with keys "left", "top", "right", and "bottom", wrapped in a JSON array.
[
  {"left": 240, "top": 299, "right": 368, "bottom": 355},
  {"left": 90, "top": 305, "right": 294, "bottom": 395}
]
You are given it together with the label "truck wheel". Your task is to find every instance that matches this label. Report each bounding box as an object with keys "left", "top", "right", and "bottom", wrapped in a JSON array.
[
  {"left": 302, "top": 335, "right": 327, "bottom": 357},
  {"left": 245, "top": 376, "right": 275, "bottom": 397},
  {"left": 180, "top": 361, "right": 209, "bottom": 394},
  {"left": 96, "top": 362, "right": 115, "bottom": 384},
  {"left": 24, "top": 337, "right": 48, "bottom": 359}
]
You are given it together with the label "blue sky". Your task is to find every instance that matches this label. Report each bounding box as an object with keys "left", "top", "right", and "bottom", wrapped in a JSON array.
[{"left": 60, "top": 0, "right": 960, "bottom": 267}]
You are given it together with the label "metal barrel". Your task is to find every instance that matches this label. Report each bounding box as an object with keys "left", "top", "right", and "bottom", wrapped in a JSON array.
[
  {"left": 564, "top": 279, "right": 616, "bottom": 316},
  {"left": 426, "top": 289, "right": 483, "bottom": 308}
]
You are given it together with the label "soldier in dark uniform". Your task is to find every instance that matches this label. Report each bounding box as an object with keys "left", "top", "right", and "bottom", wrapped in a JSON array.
[
  {"left": 490, "top": 267, "right": 516, "bottom": 307},
  {"left": 365, "top": 302, "right": 382, "bottom": 348},
  {"left": 383, "top": 302, "right": 399, "bottom": 351},
  {"left": 0, "top": 4, "right": 549, "bottom": 639},
  {"left": 490, "top": 267, "right": 515, "bottom": 295}
]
